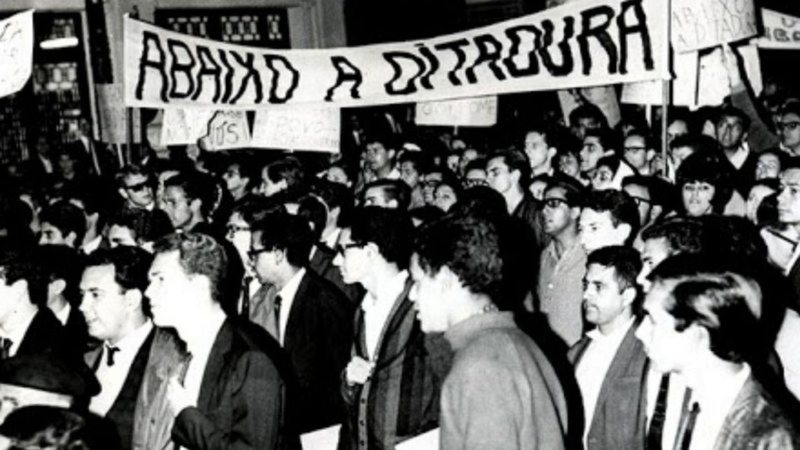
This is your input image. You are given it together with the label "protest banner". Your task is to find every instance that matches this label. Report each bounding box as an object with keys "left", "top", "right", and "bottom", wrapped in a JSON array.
[
  {"left": 251, "top": 106, "right": 340, "bottom": 152},
  {"left": 671, "top": 0, "right": 757, "bottom": 53},
  {"left": 758, "top": 9, "right": 800, "bottom": 50},
  {"left": 0, "top": 10, "right": 33, "bottom": 99},
  {"left": 124, "top": 0, "right": 669, "bottom": 110},
  {"left": 160, "top": 108, "right": 216, "bottom": 145},
  {"left": 621, "top": 51, "right": 698, "bottom": 107},
  {"left": 415, "top": 96, "right": 497, "bottom": 127},
  {"left": 200, "top": 110, "right": 251, "bottom": 150}
]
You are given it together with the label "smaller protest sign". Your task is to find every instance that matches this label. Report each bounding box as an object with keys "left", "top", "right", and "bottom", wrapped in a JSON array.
[
  {"left": 161, "top": 108, "right": 216, "bottom": 146},
  {"left": 200, "top": 110, "right": 251, "bottom": 151},
  {"left": 251, "top": 106, "right": 340, "bottom": 153},
  {"left": 0, "top": 10, "right": 33, "bottom": 98},
  {"left": 758, "top": 9, "right": 800, "bottom": 50},
  {"left": 415, "top": 96, "right": 497, "bottom": 127},
  {"left": 621, "top": 51, "right": 699, "bottom": 107},
  {"left": 672, "top": 0, "right": 757, "bottom": 53}
]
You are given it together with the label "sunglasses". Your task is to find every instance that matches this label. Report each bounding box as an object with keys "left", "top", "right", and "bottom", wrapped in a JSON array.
[
  {"left": 543, "top": 198, "right": 569, "bottom": 209},
  {"left": 247, "top": 247, "right": 272, "bottom": 260},
  {"left": 334, "top": 242, "right": 366, "bottom": 255},
  {"left": 124, "top": 180, "right": 151, "bottom": 192}
]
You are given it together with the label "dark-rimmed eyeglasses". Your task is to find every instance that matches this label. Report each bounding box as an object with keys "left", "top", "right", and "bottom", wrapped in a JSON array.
[
  {"left": 226, "top": 225, "right": 251, "bottom": 235},
  {"left": 124, "top": 180, "right": 151, "bottom": 192},
  {"left": 247, "top": 247, "right": 272, "bottom": 260},
  {"left": 777, "top": 121, "right": 800, "bottom": 131},
  {"left": 335, "top": 242, "right": 366, "bottom": 255}
]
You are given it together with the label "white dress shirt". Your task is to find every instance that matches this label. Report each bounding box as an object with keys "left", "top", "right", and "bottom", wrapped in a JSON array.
[
  {"left": 54, "top": 303, "right": 71, "bottom": 326},
  {"left": 276, "top": 268, "right": 306, "bottom": 346},
  {"left": 645, "top": 370, "right": 689, "bottom": 450},
  {"left": 90, "top": 321, "right": 154, "bottom": 416},
  {"left": 183, "top": 312, "right": 227, "bottom": 406},
  {"left": 575, "top": 318, "right": 635, "bottom": 446},
  {"left": 689, "top": 364, "right": 751, "bottom": 450},
  {"left": 727, "top": 143, "right": 750, "bottom": 170},
  {"left": 362, "top": 270, "right": 408, "bottom": 360},
  {"left": 2, "top": 309, "right": 38, "bottom": 357}
]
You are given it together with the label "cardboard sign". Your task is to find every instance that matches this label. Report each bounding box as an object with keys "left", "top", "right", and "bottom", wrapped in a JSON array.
[
  {"left": 124, "top": 0, "right": 669, "bottom": 109},
  {"left": 251, "top": 106, "right": 340, "bottom": 152},
  {"left": 558, "top": 86, "right": 621, "bottom": 127},
  {"left": 0, "top": 10, "right": 33, "bottom": 98},
  {"left": 416, "top": 96, "right": 497, "bottom": 127},
  {"left": 621, "top": 51, "right": 699, "bottom": 106},
  {"left": 300, "top": 424, "right": 340, "bottom": 450},
  {"left": 758, "top": 9, "right": 800, "bottom": 50},
  {"left": 160, "top": 108, "right": 216, "bottom": 145},
  {"left": 672, "top": 0, "right": 757, "bottom": 53},
  {"left": 200, "top": 110, "right": 251, "bottom": 150}
]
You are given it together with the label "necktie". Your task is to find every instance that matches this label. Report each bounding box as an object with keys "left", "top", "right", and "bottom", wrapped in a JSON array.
[
  {"left": 240, "top": 276, "right": 253, "bottom": 318},
  {"left": 674, "top": 388, "right": 699, "bottom": 450},
  {"left": 647, "top": 373, "right": 671, "bottom": 450},
  {"left": 106, "top": 346, "right": 120, "bottom": 367},
  {"left": 273, "top": 295, "right": 283, "bottom": 343},
  {"left": 0, "top": 338, "right": 12, "bottom": 359}
]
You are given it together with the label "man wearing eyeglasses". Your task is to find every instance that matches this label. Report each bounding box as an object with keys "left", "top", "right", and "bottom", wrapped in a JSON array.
[
  {"left": 333, "top": 207, "right": 451, "bottom": 450},
  {"left": 538, "top": 176, "right": 588, "bottom": 348},
  {"left": 117, "top": 166, "right": 156, "bottom": 211}
]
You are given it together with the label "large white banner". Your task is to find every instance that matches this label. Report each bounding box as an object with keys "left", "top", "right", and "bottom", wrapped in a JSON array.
[
  {"left": 0, "top": 10, "right": 34, "bottom": 99},
  {"left": 758, "top": 9, "right": 800, "bottom": 50},
  {"left": 124, "top": 0, "right": 669, "bottom": 110},
  {"left": 671, "top": 0, "right": 757, "bottom": 53}
]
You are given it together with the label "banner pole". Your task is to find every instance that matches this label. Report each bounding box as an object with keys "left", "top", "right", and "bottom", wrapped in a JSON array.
[{"left": 660, "top": 0, "right": 672, "bottom": 179}]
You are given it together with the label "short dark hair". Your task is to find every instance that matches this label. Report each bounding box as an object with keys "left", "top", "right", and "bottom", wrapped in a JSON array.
[
  {"left": 264, "top": 156, "right": 307, "bottom": 196},
  {"left": 544, "top": 173, "right": 586, "bottom": 207},
  {"left": 624, "top": 127, "right": 653, "bottom": 149},
  {"left": 349, "top": 207, "right": 414, "bottom": 269},
  {"left": 414, "top": 213, "right": 504, "bottom": 301},
  {"left": 640, "top": 216, "right": 704, "bottom": 255},
  {"left": 153, "top": 233, "right": 228, "bottom": 304},
  {"left": 0, "top": 247, "right": 48, "bottom": 307},
  {"left": 488, "top": 149, "right": 532, "bottom": 188},
  {"left": 312, "top": 178, "right": 352, "bottom": 212},
  {"left": 587, "top": 245, "right": 641, "bottom": 292},
  {"left": 84, "top": 246, "right": 153, "bottom": 293},
  {"left": 164, "top": 172, "right": 215, "bottom": 217},
  {"left": 36, "top": 245, "right": 82, "bottom": 307},
  {"left": 252, "top": 213, "right": 313, "bottom": 268},
  {"left": 717, "top": 106, "right": 751, "bottom": 132},
  {"left": 0, "top": 406, "right": 89, "bottom": 449},
  {"left": 569, "top": 103, "right": 609, "bottom": 129},
  {"left": 624, "top": 175, "right": 679, "bottom": 215},
  {"left": 779, "top": 100, "right": 800, "bottom": 120},
  {"left": 230, "top": 196, "right": 285, "bottom": 227},
  {"left": 668, "top": 133, "right": 720, "bottom": 156},
  {"left": 582, "top": 190, "right": 641, "bottom": 242},
  {"left": 583, "top": 127, "right": 618, "bottom": 153},
  {"left": 296, "top": 195, "right": 327, "bottom": 242},
  {"left": 363, "top": 179, "right": 411, "bottom": 210},
  {"left": 108, "top": 208, "right": 174, "bottom": 244},
  {"left": 40, "top": 201, "right": 86, "bottom": 245},
  {"left": 116, "top": 164, "right": 152, "bottom": 189},
  {"left": 226, "top": 157, "right": 258, "bottom": 190}
]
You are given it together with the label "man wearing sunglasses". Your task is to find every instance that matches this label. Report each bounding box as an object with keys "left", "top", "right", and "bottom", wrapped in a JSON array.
[
  {"left": 538, "top": 175, "right": 588, "bottom": 348},
  {"left": 116, "top": 166, "right": 155, "bottom": 211},
  {"left": 333, "top": 207, "right": 450, "bottom": 450}
]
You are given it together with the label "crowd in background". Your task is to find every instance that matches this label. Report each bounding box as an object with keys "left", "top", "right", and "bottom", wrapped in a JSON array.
[{"left": 0, "top": 79, "right": 798, "bottom": 449}]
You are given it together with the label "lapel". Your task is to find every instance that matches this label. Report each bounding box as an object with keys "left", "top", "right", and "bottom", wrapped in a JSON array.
[
  {"left": 590, "top": 323, "right": 642, "bottom": 415},
  {"left": 712, "top": 375, "right": 757, "bottom": 450},
  {"left": 84, "top": 344, "right": 103, "bottom": 372},
  {"left": 284, "top": 272, "right": 313, "bottom": 351},
  {"left": 196, "top": 319, "right": 235, "bottom": 412},
  {"left": 17, "top": 310, "right": 52, "bottom": 355},
  {"left": 568, "top": 336, "right": 592, "bottom": 366},
  {"left": 372, "top": 277, "right": 413, "bottom": 363}
]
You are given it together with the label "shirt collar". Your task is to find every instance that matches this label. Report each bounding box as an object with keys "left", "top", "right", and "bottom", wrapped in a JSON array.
[
  {"left": 278, "top": 267, "right": 306, "bottom": 304},
  {"left": 107, "top": 320, "right": 153, "bottom": 353},
  {"left": 444, "top": 311, "right": 516, "bottom": 351},
  {"left": 693, "top": 363, "right": 751, "bottom": 411},
  {"left": 362, "top": 270, "right": 408, "bottom": 313},
  {"left": 184, "top": 311, "right": 226, "bottom": 357},
  {"left": 2, "top": 308, "right": 38, "bottom": 348},
  {"left": 54, "top": 303, "right": 71, "bottom": 326}
]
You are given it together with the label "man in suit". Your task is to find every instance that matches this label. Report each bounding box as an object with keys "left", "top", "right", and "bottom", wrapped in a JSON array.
[
  {"left": 0, "top": 246, "right": 72, "bottom": 359},
  {"left": 569, "top": 246, "right": 648, "bottom": 449},
  {"left": 334, "top": 207, "right": 451, "bottom": 450},
  {"left": 249, "top": 212, "right": 353, "bottom": 433},
  {"left": 638, "top": 259, "right": 800, "bottom": 449},
  {"left": 144, "top": 232, "right": 292, "bottom": 449},
  {"left": 79, "top": 247, "right": 155, "bottom": 450}
]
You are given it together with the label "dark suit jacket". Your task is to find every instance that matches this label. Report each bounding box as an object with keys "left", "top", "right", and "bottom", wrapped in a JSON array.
[
  {"left": 568, "top": 322, "right": 649, "bottom": 450},
  {"left": 713, "top": 375, "right": 800, "bottom": 450},
  {"left": 171, "top": 319, "right": 292, "bottom": 450},
  {"left": 16, "top": 307, "right": 68, "bottom": 357},
  {"left": 85, "top": 329, "right": 155, "bottom": 450},
  {"left": 284, "top": 270, "right": 354, "bottom": 432},
  {"left": 308, "top": 244, "right": 365, "bottom": 305},
  {"left": 65, "top": 306, "right": 92, "bottom": 354}
]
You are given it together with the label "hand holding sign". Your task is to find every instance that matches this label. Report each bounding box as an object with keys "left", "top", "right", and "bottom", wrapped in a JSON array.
[{"left": 199, "top": 111, "right": 251, "bottom": 151}]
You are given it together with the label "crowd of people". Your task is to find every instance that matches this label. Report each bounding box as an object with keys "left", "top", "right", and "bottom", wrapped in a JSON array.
[{"left": 0, "top": 87, "right": 798, "bottom": 449}]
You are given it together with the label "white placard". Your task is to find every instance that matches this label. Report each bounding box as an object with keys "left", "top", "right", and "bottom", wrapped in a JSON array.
[
  {"left": 160, "top": 108, "right": 216, "bottom": 146},
  {"left": 199, "top": 110, "right": 251, "bottom": 151},
  {"left": 416, "top": 96, "right": 497, "bottom": 127},
  {"left": 621, "top": 51, "right": 699, "bottom": 107},
  {"left": 251, "top": 106, "right": 340, "bottom": 153},
  {"left": 300, "top": 424, "right": 340, "bottom": 450},
  {"left": 758, "top": 9, "right": 800, "bottom": 50},
  {"left": 396, "top": 428, "right": 440, "bottom": 450},
  {"left": 0, "top": 10, "right": 33, "bottom": 99},
  {"left": 671, "top": 0, "right": 757, "bottom": 53}
]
